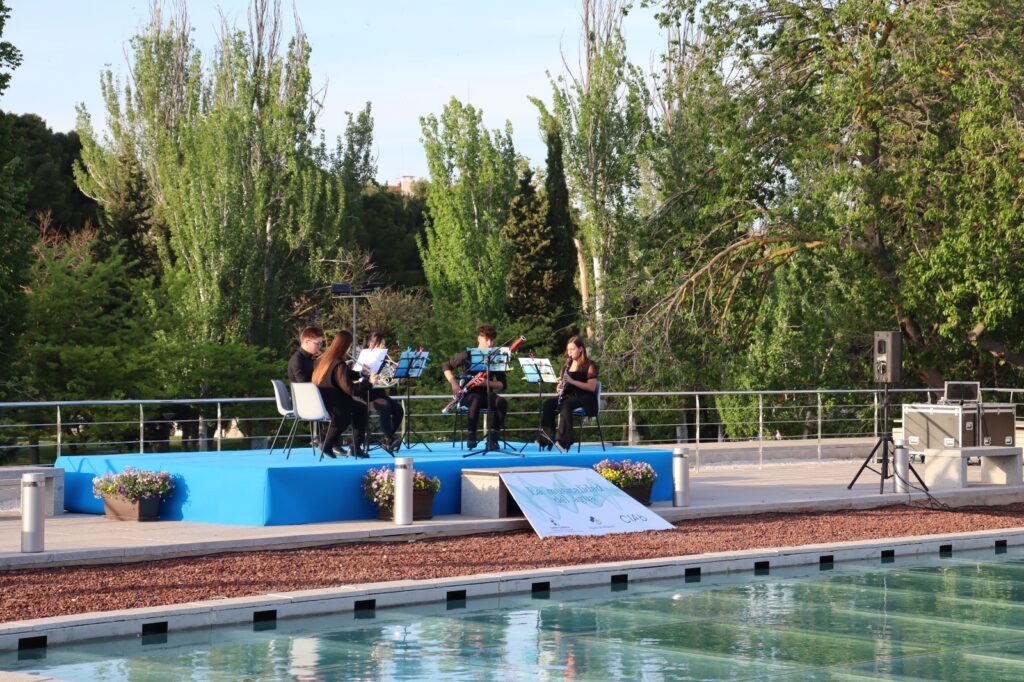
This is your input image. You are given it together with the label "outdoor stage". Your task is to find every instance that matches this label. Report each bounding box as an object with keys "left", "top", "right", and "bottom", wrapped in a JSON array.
[{"left": 55, "top": 443, "right": 674, "bottom": 526}]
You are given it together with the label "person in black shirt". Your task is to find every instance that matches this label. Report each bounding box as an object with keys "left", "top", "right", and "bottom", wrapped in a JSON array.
[
  {"left": 442, "top": 323, "right": 508, "bottom": 450},
  {"left": 538, "top": 335, "right": 598, "bottom": 452},
  {"left": 287, "top": 326, "right": 324, "bottom": 384},
  {"left": 312, "top": 330, "right": 370, "bottom": 458}
]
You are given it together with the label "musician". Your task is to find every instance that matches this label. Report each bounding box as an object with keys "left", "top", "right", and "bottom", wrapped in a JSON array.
[
  {"left": 442, "top": 323, "right": 508, "bottom": 450},
  {"left": 359, "top": 332, "right": 405, "bottom": 453},
  {"left": 312, "top": 330, "right": 369, "bottom": 458},
  {"left": 538, "top": 335, "right": 598, "bottom": 451},
  {"left": 287, "top": 326, "right": 324, "bottom": 383}
]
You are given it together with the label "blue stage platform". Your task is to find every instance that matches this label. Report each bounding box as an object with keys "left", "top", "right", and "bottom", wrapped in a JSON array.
[{"left": 55, "top": 443, "right": 675, "bottom": 526}]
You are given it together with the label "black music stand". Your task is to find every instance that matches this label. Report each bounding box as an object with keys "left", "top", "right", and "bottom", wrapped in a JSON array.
[
  {"left": 395, "top": 349, "right": 432, "bottom": 452},
  {"left": 847, "top": 383, "right": 928, "bottom": 493},
  {"left": 518, "top": 356, "right": 559, "bottom": 452},
  {"left": 463, "top": 340, "right": 522, "bottom": 458}
]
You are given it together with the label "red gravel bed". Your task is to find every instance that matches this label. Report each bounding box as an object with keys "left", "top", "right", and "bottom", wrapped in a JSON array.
[{"left": 3, "top": 503, "right": 1024, "bottom": 623}]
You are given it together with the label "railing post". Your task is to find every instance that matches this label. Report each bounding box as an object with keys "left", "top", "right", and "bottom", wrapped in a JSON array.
[
  {"left": 758, "top": 393, "right": 764, "bottom": 470},
  {"left": 216, "top": 402, "right": 223, "bottom": 452},
  {"left": 139, "top": 404, "right": 145, "bottom": 454},
  {"left": 56, "top": 405, "right": 62, "bottom": 458},
  {"left": 695, "top": 394, "right": 701, "bottom": 471},
  {"left": 817, "top": 392, "right": 823, "bottom": 465},
  {"left": 873, "top": 390, "right": 880, "bottom": 438},
  {"left": 627, "top": 396, "right": 638, "bottom": 445}
]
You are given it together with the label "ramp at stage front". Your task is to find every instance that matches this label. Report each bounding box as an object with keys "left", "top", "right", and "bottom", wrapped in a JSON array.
[{"left": 55, "top": 444, "right": 674, "bottom": 526}]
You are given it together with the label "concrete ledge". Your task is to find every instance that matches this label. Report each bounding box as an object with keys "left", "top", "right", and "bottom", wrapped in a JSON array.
[
  {"left": 0, "top": 467, "right": 64, "bottom": 517},
  {"left": 1, "top": 526, "right": 1021, "bottom": 652}
]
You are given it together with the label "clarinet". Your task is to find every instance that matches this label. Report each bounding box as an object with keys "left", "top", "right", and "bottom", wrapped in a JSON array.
[{"left": 556, "top": 358, "right": 572, "bottom": 409}]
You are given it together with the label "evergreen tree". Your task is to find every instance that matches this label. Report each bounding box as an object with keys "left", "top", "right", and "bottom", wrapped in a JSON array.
[
  {"left": 503, "top": 169, "right": 558, "bottom": 352},
  {"left": 0, "top": 0, "right": 34, "bottom": 392},
  {"left": 540, "top": 121, "right": 580, "bottom": 346}
]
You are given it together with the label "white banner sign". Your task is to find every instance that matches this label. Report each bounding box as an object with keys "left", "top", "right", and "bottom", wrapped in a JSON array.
[{"left": 500, "top": 469, "right": 674, "bottom": 538}]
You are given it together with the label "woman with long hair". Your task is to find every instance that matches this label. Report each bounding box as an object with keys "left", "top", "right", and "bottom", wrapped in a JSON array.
[
  {"left": 312, "top": 330, "right": 369, "bottom": 458},
  {"left": 537, "top": 335, "right": 598, "bottom": 451}
]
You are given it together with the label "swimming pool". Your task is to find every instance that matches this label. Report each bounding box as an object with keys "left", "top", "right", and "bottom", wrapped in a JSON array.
[{"left": 4, "top": 546, "right": 1024, "bottom": 680}]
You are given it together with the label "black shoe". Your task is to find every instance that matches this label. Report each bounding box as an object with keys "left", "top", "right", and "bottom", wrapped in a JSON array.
[
  {"left": 321, "top": 447, "right": 337, "bottom": 459},
  {"left": 486, "top": 431, "right": 500, "bottom": 451},
  {"left": 330, "top": 446, "right": 348, "bottom": 458},
  {"left": 555, "top": 441, "right": 570, "bottom": 453}
]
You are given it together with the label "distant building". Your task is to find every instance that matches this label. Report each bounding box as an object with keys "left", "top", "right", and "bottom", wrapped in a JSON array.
[{"left": 385, "top": 175, "right": 416, "bottom": 197}]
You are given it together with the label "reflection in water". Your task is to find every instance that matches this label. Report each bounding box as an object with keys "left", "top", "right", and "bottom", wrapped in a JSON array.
[{"left": 3, "top": 548, "right": 1024, "bottom": 680}]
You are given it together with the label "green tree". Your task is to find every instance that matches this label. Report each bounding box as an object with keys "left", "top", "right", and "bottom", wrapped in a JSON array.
[
  {"left": 0, "top": 0, "right": 34, "bottom": 393},
  {"left": 76, "top": 1, "right": 344, "bottom": 349},
  {"left": 639, "top": 0, "right": 1024, "bottom": 389},
  {"left": 548, "top": 0, "right": 650, "bottom": 342},
  {"left": 2, "top": 113, "right": 99, "bottom": 232},
  {"left": 418, "top": 97, "right": 518, "bottom": 339}
]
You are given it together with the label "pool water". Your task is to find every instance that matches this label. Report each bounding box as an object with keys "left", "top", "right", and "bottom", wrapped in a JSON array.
[{"left": 4, "top": 547, "right": 1024, "bottom": 680}]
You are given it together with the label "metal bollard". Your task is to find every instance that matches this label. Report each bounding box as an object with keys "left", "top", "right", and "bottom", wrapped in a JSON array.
[
  {"left": 893, "top": 440, "right": 909, "bottom": 494},
  {"left": 21, "top": 473, "right": 46, "bottom": 553},
  {"left": 672, "top": 447, "right": 690, "bottom": 507},
  {"left": 394, "top": 457, "right": 413, "bottom": 526}
]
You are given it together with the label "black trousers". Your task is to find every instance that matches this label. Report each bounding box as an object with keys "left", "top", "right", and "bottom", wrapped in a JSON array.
[
  {"left": 321, "top": 396, "right": 368, "bottom": 452},
  {"left": 368, "top": 389, "right": 404, "bottom": 440},
  {"left": 461, "top": 389, "right": 507, "bottom": 440},
  {"left": 541, "top": 397, "right": 592, "bottom": 446}
]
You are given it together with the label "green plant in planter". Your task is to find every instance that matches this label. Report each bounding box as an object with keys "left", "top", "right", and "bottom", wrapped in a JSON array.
[
  {"left": 92, "top": 467, "right": 174, "bottom": 502},
  {"left": 362, "top": 465, "right": 441, "bottom": 508},
  {"left": 592, "top": 459, "right": 656, "bottom": 488}
]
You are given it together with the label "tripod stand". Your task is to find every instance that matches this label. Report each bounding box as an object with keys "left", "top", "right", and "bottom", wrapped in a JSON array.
[
  {"left": 395, "top": 349, "right": 432, "bottom": 452},
  {"left": 848, "top": 383, "right": 928, "bottom": 493}
]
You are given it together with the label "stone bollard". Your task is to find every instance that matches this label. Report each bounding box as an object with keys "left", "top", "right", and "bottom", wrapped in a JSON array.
[
  {"left": 21, "top": 473, "right": 46, "bottom": 553},
  {"left": 672, "top": 447, "right": 690, "bottom": 507},
  {"left": 394, "top": 457, "right": 413, "bottom": 525}
]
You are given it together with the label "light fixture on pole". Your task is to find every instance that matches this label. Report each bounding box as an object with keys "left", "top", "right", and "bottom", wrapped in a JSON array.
[{"left": 330, "top": 282, "right": 381, "bottom": 345}]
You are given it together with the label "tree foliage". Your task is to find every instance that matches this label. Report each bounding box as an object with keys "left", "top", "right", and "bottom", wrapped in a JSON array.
[
  {"left": 418, "top": 97, "right": 517, "bottom": 338},
  {"left": 75, "top": 1, "right": 345, "bottom": 348},
  {"left": 0, "top": 0, "right": 34, "bottom": 392},
  {"left": 631, "top": 0, "right": 1024, "bottom": 390}
]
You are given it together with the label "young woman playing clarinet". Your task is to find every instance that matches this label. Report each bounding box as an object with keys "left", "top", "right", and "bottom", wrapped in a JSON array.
[{"left": 537, "top": 335, "right": 598, "bottom": 452}]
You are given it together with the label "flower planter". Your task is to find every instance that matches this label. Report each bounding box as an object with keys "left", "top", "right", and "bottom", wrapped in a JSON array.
[
  {"left": 103, "top": 494, "right": 161, "bottom": 521},
  {"left": 377, "top": 490, "right": 436, "bottom": 521},
  {"left": 620, "top": 482, "right": 653, "bottom": 506}
]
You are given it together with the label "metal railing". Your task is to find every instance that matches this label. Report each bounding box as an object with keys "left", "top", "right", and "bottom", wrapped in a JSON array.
[{"left": 0, "top": 388, "right": 1020, "bottom": 466}]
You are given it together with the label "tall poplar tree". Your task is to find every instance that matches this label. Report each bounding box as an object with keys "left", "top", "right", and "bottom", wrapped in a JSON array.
[
  {"left": 76, "top": 1, "right": 344, "bottom": 349},
  {"left": 418, "top": 97, "right": 517, "bottom": 339}
]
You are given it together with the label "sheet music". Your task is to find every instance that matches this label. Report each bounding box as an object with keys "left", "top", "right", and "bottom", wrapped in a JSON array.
[
  {"left": 353, "top": 348, "right": 388, "bottom": 374},
  {"left": 395, "top": 349, "right": 429, "bottom": 379},
  {"left": 467, "top": 347, "right": 511, "bottom": 373},
  {"left": 519, "top": 357, "right": 559, "bottom": 383}
]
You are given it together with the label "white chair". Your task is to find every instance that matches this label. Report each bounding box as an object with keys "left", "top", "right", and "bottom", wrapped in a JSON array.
[
  {"left": 572, "top": 380, "right": 606, "bottom": 452},
  {"left": 268, "top": 380, "right": 297, "bottom": 457},
  {"left": 288, "top": 383, "right": 333, "bottom": 460}
]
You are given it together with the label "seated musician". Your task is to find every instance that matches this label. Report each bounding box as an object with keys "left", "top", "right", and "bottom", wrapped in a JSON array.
[
  {"left": 358, "top": 332, "right": 405, "bottom": 453},
  {"left": 312, "top": 330, "right": 369, "bottom": 458},
  {"left": 442, "top": 323, "right": 508, "bottom": 451},
  {"left": 538, "top": 335, "right": 598, "bottom": 452}
]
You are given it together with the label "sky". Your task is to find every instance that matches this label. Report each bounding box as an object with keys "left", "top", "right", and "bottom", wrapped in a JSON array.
[{"left": 3, "top": 0, "right": 666, "bottom": 183}]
